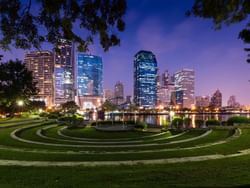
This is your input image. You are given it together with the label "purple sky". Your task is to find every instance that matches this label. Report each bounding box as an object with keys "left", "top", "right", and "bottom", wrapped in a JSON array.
[{"left": 1, "top": 0, "right": 250, "bottom": 106}]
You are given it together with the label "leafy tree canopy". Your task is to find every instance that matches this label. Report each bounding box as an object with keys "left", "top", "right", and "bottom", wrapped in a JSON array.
[
  {"left": 187, "top": 0, "right": 250, "bottom": 61},
  {"left": 61, "top": 101, "right": 79, "bottom": 113},
  {"left": 0, "top": 0, "right": 127, "bottom": 51},
  {"left": 102, "top": 100, "right": 117, "bottom": 111},
  {"left": 0, "top": 60, "right": 38, "bottom": 114}
]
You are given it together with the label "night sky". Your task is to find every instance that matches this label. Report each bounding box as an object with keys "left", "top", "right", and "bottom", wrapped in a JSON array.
[{"left": 1, "top": 0, "right": 250, "bottom": 106}]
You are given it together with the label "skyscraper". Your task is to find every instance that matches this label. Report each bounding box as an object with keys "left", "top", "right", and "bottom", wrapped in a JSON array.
[
  {"left": 162, "top": 70, "right": 170, "bottom": 88},
  {"left": 195, "top": 96, "right": 210, "bottom": 108},
  {"left": 104, "top": 89, "right": 114, "bottom": 101},
  {"left": 24, "top": 51, "right": 54, "bottom": 107},
  {"left": 210, "top": 89, "right": 222, "bottom": 108},
  {"left": 114, "top": 81, "right": 124, "bottom": 105},
  {"left": 134, "top": 50, "right": 157, "bottom": 108},
  {"left": 54, "top": 39, "right": 74, "bottom": 105},
  {"left": 174, "top": 69, "right": 195, "bottom": 108},
  {"left": 76, "top": 53, "right": 103, "bottom": 109}
]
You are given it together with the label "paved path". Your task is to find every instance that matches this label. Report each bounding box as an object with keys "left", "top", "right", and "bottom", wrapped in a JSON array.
[{"left": 11, "top": 126, "right": 211, "bottom": 148}]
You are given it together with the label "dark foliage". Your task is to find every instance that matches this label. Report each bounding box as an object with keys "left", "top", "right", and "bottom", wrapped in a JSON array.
[
  {"left": 206, "top": 119, "right": 221, "bottom": 126},
  {"left": 0, "top": 0, "right": 127, "bottom": 51},
  {"left": 227, "top": 116, "right": 250, "bottom": 126},
  {"left": 0, "top": 60, "right": 38, "bottom": 114}
]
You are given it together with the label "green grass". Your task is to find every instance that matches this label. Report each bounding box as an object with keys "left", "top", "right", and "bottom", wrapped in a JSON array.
[
  {"left": 0, "top": 156, "right": 249, "bottom": 187},
  {"left": 0, "top": 118, "right": 250, "bottom": 188},
  {"left": 61, "top": 127, "right": 155, "bottom": 139}
]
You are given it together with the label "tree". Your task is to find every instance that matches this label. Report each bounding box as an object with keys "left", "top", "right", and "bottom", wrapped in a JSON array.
[
  {"left": 0, "top": 0, "right": 126, "bottom": 52},
  {"left": 28, "top": 100, "right": 46, "bottom": 111},
  {"left": 0, "top": 60, "right": 38, "bottom": 115},
  {"left": 101, "top": 100, "right": 118, "bottom": 111},
  {"left": 187, "top": 0, "right": 250, "bottom": 62},
  {"left": 61, "top": 101, "right": 79, "bottom": 114}
]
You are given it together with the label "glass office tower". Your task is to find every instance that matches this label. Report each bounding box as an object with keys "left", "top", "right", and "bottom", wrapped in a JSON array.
[
  {"left": 54, "top": 39, "right": 74, "bottom": 105},
  {"left": 76, "top": 53, "right": 103, "bottom": 109},
  {"left": 76, "top": 54, "right": 103, "bottom": 96},
  {"left": 134, "top": 50, "right": 158, "bottom": 108}
]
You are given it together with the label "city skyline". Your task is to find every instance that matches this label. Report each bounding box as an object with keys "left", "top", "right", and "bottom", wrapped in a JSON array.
[{"left": 1, "top": 0, "right": 250, "bottom": 106}]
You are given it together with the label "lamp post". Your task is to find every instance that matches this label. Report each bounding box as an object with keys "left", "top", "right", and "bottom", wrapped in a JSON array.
[{"left": 16, "top": 100, "right": 24, "bottom": 114}]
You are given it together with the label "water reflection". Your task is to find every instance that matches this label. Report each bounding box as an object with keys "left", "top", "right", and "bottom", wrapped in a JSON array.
[{"left": 107, "top": 113, "right": 250, "bottom": 127}]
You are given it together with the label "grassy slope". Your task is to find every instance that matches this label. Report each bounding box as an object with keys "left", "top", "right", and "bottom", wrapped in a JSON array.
[{"left": 0, "top": 156, "right": 249, "bottom": 188}]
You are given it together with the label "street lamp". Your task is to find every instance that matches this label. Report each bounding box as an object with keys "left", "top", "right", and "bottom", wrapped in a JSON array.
[{"left": 17, "top": 100, "right": 24, "bottom": 106}]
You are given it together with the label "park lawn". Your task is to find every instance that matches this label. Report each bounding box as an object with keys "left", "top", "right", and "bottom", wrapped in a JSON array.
[
  {"left": 61, "top": 127, "right": 155, "bottom": 139},
  {"left": 0, "top": 156, "right": 249, "bottom": 187},
  {"left": 0, "top": 128, "right": 243, "bottom": 161},
  {"left": 44, "top": 125, "right": 172, "bottom": 142}
]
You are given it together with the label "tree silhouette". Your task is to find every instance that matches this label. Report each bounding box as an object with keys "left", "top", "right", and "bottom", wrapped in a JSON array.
[
  {"left": 0, "top": 60, "right": 38, "bottom": 115},
  {"left": 187, "top": 0, "right": 250, "bottom": 62},
  {"left": 61, "top": 101, "right": 79, "bottom": 114},
  {"left": 0, "top": 0, "right": 127, "bottom": 51}
]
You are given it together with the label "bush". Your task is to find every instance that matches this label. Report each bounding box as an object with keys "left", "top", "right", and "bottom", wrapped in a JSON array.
[
  {"left": 171, "top": 117, "right": 183, "bottom": 128},
  {"left": 59, "top": 115, "right": 84, "bottom": 128},
  {"left": 183, "top": 117, "right": 192, "bottom": 127},
  {"left": 135, "top": 121, "right": 148, "bottom": 129},
  {"left": 195, "top": 119, "right": 204, "bottom": 128},
  {"left": 227, "top": 116, "right": 250, "bottom": 126},
  {"left": 206, "top": 119, "right": 221, "bottom": 126},
  {"left": 47, "top": 112, "right": 62, "bottom": 119},
  {"left": 39, "top": 112, "right": 48, "bottom": 117}
]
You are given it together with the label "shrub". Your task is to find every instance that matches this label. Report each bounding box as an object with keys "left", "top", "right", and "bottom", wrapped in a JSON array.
[
  {"left": 195, "top": 119, "right": 204, "bottom": 128},
  {"left": 171, "top": 117, "right": 183, "bottom": 128},
  {"left": 227, "top": 116, "right": 250, "bottom": 126},
  {"left": 135, "top": 121, "right": 147, "bottom": 129},
  {"left": 59, "top": 115, "right": 84, "bottom": 128},
  {"left": 206, "top": 119, "right": 221, "bottom": 126},
  {"left": 39, "top": 112, "right": 48, "bottom": 117},
  {"left": 183, "top": 117, "right": 192, "bottom": 127}
]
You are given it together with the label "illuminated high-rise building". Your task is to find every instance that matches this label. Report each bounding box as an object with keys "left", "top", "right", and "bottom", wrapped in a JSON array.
[
  {"left": 24, "top": 51, "right": 54, "bottom": 106},
  {"left": 174, "top": 69, "right": 195, "bottom": 108},
  {"left": 54, "top": 39, "right": 74, "bottom": 105},
  {"left": 76, "top": 53, "right": 103, "bottom": 109},
  {"left": 134, "top": 50, "right": 157, "bottom": 108},
  {"left": 114, "top": 81, "right": 124, "bottom": 105}
]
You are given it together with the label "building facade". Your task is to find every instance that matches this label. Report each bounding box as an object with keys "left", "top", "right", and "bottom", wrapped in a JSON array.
[
  {"left": 195, "top": 96, "right": 210, "bottom": 108},
  {"left": 210, "top": 89, "right": 222, "bottom": 108},
  {"left": 174, "top": 69, "right": 195, "bottom": 109},
  {"left": 134, "top": 50, "right": 158, "bottom": 108},
  {"left": 24, "top": 51, "right": 54, "bottom": 107},
  {"left": 76, "top": 53, "right": 103, "bottom": 109},
  {"left": 227, "top": 95, "right": 240, "bottom": 108},
  {"left": 54, "top": 39, "right": 75, "bottom": 105},
  {"left": 114, "top": 81, "right": 124, "bottom": 105}
]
